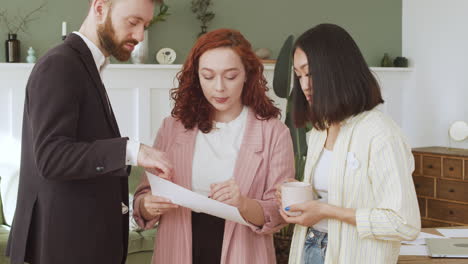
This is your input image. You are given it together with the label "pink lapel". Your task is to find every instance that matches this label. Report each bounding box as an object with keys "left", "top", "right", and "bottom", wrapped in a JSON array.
[
  {"left": 221, "top": 109, "right": 265, "bottom": 263},
  {"left": 169, "top": 126, "right": 198, "bottom": 263},
  {"left": 172, "top": 126, "right": 198, "bottom": 190},
  {"left": 233, "top": 108, "right": 264, "bottom": 195}
]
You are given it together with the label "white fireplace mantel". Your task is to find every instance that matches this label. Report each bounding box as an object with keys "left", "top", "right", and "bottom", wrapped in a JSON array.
[{"left": 0, "top": 63, "right": 414, "bottom": 146}]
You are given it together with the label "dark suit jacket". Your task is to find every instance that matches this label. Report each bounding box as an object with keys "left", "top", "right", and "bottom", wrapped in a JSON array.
[{"left": 6, "top": 33, "right": 130, "bottom": 264}]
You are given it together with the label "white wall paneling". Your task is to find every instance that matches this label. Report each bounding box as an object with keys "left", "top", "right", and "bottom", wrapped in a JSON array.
[{"left": 0, "top": 63, "right": 412, "bottom": 147}]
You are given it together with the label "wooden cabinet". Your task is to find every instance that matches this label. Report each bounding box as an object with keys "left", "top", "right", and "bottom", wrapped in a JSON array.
[{"left": 413, "top": 147, "right": 468, "bottom": 227}]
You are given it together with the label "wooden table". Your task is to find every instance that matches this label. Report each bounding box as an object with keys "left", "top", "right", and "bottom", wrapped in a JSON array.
[{"left": 398, "top": 227, "right": 468, "bottom": 263}]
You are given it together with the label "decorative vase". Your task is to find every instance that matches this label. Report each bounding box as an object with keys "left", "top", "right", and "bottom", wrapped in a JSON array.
[
  {"left": 255, "top": 48, "right": 272, "bottom": 60},
  {"left": 380, "top": 53, "right": 393, "bottom": 67},
  {"left": 5, "top": 34, "right": 21, "bottom": 63},
  {"left": 131, "top": 30, "right": 149, "bottom": 64},
  {"left": 198, "top": 26, "right": 208, "bottom": 38},
  {"left": 26, "top": 47, "right": 37, "bottom": 63}
]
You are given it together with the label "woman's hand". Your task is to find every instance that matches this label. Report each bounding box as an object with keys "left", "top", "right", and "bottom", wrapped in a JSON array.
[
  {"left": 210, "top": 179, "right": 246, "bottom": 211},
  {"left": 210, "top": 178, "right": 266, "bottom": 226},
  {"left": 140, "top": 193, "right": 179, "bottom": 221},
  {"left": 279, "top": 200, "right": 329, "bottom": 227},
  {"left": 275, "top": 178, "right": 298, "bottom": 208}
]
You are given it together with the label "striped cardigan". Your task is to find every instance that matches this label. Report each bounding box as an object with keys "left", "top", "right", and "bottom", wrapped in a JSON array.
[{"left": 289, "top": 109, "right": 421, "bottom": 264}]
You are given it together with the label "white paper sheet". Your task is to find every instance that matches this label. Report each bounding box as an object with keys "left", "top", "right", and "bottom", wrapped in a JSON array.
[
  {"left": 399, "top": 245, "right": 429, "bottom": 256},
  {"left": 402, "top": 232, "right": 447, "bottom": 245},
  {"left": 147, "top": 173, "right": 253, "bottom": 227},
  {"left": 437, "top": 229, "right": 468, "bottom": 238}
]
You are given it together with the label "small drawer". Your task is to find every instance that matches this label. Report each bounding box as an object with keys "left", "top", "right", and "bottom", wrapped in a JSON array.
[
  {"left": 465, "top": 160, "right": 468, "bottom": 180},
  {"left": 437, "top": 179, "right": 468, "bottom": 203},
  {"left": 418, "top": 197, "right": 426, "bottom": 217},
  {"left": 421, "top": 218, "right": 452, "bottom": 228},
  {"left": 422, "top": 156, "right": 441, "bottom": 177},
  {"left": 413, "top": 154, "right": 421, "bottom": 175},
  {"left": 413, "top": 176, "right": 435, "bottom": 197},
  {"left": 427, "top": 199, "right": 468, "bottom": 224},
  {"left": 443, "top": 158, "right": 463, "bottom": 179}
]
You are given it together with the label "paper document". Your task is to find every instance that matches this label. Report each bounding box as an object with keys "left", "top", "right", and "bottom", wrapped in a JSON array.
[
  {"left": 147, "top": 173, "right": 252, "bottom": 227},
  {"left": 399, "top": 245, "right": 429, "bottom": 256},
  {"left": 437, "top": 229, "right": 468, "bottom": 238},
  {"left": 402, "top": 232, "right": 447, "bottom": 245}
]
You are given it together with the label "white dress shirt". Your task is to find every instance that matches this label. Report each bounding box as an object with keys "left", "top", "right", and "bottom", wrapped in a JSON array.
[
  {"left": 73, "top": 32, "right": 140, "bottom": 166},
  {"left": 192, "top": 106, "right": 248, "bottom": 197}
]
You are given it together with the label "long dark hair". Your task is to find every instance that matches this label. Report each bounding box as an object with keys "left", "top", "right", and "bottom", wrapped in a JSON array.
[{"left": 292, "top": 24, "right": 384, "bottom": 130}]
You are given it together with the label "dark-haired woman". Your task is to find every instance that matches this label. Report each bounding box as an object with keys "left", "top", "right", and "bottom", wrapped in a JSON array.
[
  {"left": 133, "top": 28, "right": 294, "bottom": 264},
  {"left": 277, "top": 24, "right": 420, "bottom": 264}
]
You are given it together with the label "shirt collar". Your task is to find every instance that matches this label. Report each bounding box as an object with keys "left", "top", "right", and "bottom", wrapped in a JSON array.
[
  {"left": 72, "top": 31, "right": 110, "bottom": 74},
  {"left": 214, "top": 106, "right": 248, "bottom": 129}
]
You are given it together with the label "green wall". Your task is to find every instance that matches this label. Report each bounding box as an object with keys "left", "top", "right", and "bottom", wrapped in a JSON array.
[{"left": 0, "top": 0, "right": 401, "bottom": 66}]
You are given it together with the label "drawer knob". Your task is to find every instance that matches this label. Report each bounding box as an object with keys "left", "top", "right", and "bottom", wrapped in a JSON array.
[
  {"left": 428, "top": 165, "right": 434, "bottom": 169},
  {"left": 449, "top": 167, "right": 454, "bottom": 171},
  {"left": 449, "top": 188, "right": 455, "bottom": 193},
  {"left": 449, "top": 210, "right": 454, "bottom": 215}
]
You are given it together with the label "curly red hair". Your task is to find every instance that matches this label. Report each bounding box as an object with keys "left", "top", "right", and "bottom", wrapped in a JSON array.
[{"left": 171, "top": 28, "right": 280, "bottom": 133}]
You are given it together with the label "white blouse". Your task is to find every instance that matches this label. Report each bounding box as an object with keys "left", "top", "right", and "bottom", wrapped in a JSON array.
[
  {"left": 191, "top": 107, "right": 248, "bottom": 196},
  {"left": 313, "top": 148, "right": 333, "bottom": 233}
]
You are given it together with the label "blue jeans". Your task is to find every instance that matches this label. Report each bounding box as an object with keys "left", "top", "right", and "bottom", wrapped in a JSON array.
[{"left": 302, "top": 228, "right": 328, "bottom": 264}]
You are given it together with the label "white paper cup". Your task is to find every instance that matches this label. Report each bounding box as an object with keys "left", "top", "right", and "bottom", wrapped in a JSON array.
[{"left": 281, "top": 182, "right": 313, "bottom": 216}]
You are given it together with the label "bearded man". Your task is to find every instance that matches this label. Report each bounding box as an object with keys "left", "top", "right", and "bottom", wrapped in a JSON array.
[{"left": 6, "top": 0, "right": 173, "bottom": 263}]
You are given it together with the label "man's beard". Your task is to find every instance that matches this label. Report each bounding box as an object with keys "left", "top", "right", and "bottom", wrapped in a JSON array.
[{"left": 97, "top": 14, "right": 138, "bottom": 62}]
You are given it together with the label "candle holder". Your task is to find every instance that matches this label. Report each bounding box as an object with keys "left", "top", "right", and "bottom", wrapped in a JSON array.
[{"left": 62, "top": 21, "right": 67, "bottom": 41}]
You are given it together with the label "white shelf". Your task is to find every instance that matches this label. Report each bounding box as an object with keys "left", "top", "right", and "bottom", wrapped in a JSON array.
[
  {"left": 0, "top": 63, "right": 413, "bottom": 72},
  {"left": 370, "top": 67, "right": 414, "bottom": 72}
]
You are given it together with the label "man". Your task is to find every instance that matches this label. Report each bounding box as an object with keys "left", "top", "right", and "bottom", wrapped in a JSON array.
[{"left": 6, "top": 0, "right": 171, "bottom": 263}]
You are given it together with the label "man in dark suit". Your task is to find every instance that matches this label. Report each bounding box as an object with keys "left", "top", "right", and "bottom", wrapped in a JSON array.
[{"left": 5, "top": 0, "right": 171, "bottom": 263}]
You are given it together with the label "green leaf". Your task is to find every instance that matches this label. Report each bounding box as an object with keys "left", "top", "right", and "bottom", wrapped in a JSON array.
[
  {"left": 294, "top": 153, "right": 307, "bottom": 182},
  {"left": 161, "top": 4, "right": 169, "bottom": 13},
  {"left": 285, "top": 114, "right": 307, "bottom": 157},
  {"left": 273, "top": 35, "right": 294, "bottom": 99}
]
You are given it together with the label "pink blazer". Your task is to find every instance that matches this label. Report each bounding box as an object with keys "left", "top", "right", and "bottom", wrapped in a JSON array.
[{"left": 133, "top": 108, "right": 295, "bottom": 264}]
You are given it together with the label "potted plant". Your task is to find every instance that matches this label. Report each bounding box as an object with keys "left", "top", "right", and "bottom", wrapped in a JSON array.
[
  {"left": 191, "top": 0, "right": 215, "bottom": 37},
  {"left": 148, "top": 1, "right": 171, "bottom": 28},
  {"left": 0, "top": 3, "right": 46, "bottom": 63},
  {"left": 272, "top": 35, "right": 310, "bottom": 264}
]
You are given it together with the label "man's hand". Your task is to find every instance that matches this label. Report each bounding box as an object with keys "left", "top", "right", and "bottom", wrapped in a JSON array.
[{"left": 137, "top": 144, "right": 173, "bottom": 180}]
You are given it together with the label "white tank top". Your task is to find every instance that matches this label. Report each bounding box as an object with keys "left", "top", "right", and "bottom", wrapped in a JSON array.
[{"left": 313, "top": 148, "right": 332, "bottom": 233}]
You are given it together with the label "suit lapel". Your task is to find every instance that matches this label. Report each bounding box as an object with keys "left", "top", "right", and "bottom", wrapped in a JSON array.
[
  {"left": 173, "top": 127, "right": 198, "bottom": 190},
  {"left": 221, "top": 109, "right": 264, "bottom": 262},
  {"left": 65, "top": 34, "right": 120, "bottom": 136},
  {"left": 233, "top": 109, "right": 263, "bottom": 195}
]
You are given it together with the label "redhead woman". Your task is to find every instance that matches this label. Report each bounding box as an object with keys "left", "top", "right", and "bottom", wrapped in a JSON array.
[{"left": 133, "top": 29, "right": 295, "bottom": 264}]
